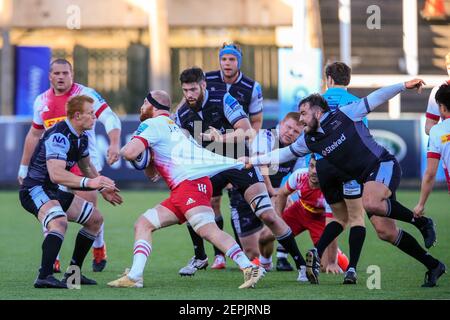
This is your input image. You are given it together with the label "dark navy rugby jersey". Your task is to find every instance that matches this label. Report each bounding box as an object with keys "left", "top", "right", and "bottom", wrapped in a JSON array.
[
  {"left": 289, "top": 83, "right": 405, "bottom": 182},
  {"left": 23, "top": 119, "right": 89, "bottom": 188}
]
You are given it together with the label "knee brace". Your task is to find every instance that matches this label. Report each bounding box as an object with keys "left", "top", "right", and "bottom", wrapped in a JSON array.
[
  {"left": 249, "top": 193, "right": 273, "bottom": 217},
  {"left": 143, "top": 208, "right": 162, "bottom": 230},
  {"left": 187, "top": 212, "right": 215, "bottom": 232},
  {"left": 42, "top": 206, "right": 66, "bottom": 229},
  {"left": 76, "top": 201, "right": 94, "bottom": 225}
]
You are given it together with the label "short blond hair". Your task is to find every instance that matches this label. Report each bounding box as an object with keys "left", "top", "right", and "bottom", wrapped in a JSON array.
[
  {"left": 66, "top": 95, "right": 94, "bottom": 119},
  {"left": 445, "top": 52, "right": 450, "bottom": 67}
]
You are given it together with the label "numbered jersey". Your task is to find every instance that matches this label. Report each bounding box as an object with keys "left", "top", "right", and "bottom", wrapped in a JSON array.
[
  {"left": 132, "top": 115, "right": 244, "bottom": 190},
  {"left": 32, "top": 83, "right": 111, "bottom": 170}
]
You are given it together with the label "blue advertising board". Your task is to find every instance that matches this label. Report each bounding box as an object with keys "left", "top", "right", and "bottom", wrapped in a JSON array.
[{"left": 14, "top": 46, "right": 51, "bottom": 116}]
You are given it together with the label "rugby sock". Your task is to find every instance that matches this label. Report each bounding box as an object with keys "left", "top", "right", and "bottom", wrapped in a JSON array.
[
  {"left": 43, "top": 227, "right": 61, "bottom": 262},
  {"left": 276, "top": 243, "right": 288, "bottom": 259},
  {"left": 187, "top": 223, "right": 207, "bottom": 260},
  {"left": 316, "top": 221, "right": 344, "bottom": 258},
  {"left": 394, "top": 230, "right": 439, "bottom": 270},
  {"left": 39, "top": 231, "right": 64, "bottom": 279},
  {"left": 92, "top": 222, "right": 105, "bottom": 248},
  {"left": 213, "top": 216, "right": 224, "bottom": 256},
  {"left": 276, "top": 229, "right": 306, "bottom": 269},
  {"left": 386, "top": 199, "right": 427, "bottom": 229},
  {"left": 128, "top": 240, "right": 152, "bottom": 280},
  {"left": 70, "top": 229, "right": 96, "bottom": 269},
  {"left": 348, "top": 226, "right": 366, "bottom": 270},
  {"left": 226, "top": 244, "right": 252, "bottom": 269},
  {"left": 230, "top": 217, "right": 242, "bottom": 247}
]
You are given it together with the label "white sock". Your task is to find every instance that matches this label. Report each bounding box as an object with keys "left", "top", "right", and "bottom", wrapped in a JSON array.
[
  {"left": 259, "top": 255, "right": 272, "bottom": 265},
  {"left": 92, "top": 223, "right": 105, "bottom": 248},
  {"left": 128, "top": 240, "right": 152, "bottom": 281},
  {"left": 225, "top": 244, "right": 252, "bottom": 269}
]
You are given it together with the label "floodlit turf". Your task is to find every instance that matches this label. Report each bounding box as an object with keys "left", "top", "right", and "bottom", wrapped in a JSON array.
[{"left": 0, "top": 190, "right": 449, "bottom": 300}]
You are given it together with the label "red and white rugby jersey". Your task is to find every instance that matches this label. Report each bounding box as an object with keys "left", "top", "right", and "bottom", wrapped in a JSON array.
[
  {"left": 286, "top": 168, "right": 332, "bottom": 215},
  {"left": 426, "top": 80, "right": 450, "bottom": 122},
  {"left": 133, "top": 115, "right": 244, "bottom": 190},
  {"left": 32, "top": 83, "right": 111, "bottom": 170},
  {"left": 428, "top": 118, "right": 450, "bottom": 189}
]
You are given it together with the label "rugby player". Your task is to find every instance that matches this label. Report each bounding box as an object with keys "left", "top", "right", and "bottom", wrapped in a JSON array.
[
  {"left": 175, "top": 67, "right": 307, "bottom": 280},
  {"left": 107, "top": 91, "right": 264, "bottom": 289},
  {"left": 242, "top": 79, "right": 446, "bottom": 287},
  {"left": 19, "top": 95, "right": 122, "bottom": 288},
  {"left": 18, "top": 59, "right": 122, "bottom": 272},
  {"left": 182, "top": 43, "right": 264, "bottom": 270}
]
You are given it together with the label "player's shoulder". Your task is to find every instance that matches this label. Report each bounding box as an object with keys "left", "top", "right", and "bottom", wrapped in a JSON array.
[
  {"left": 77, "top": 83, "right": 104, "bottom": 100},
  {"left": 205, "top": 70, "right": 221, "bottom": 80},
  {"left": 292, "top": 167, "right": 309, "bottom": 178}
]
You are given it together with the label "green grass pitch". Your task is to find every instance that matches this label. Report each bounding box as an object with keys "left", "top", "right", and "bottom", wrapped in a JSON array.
[{"left": 0, "top": 190, "right": 449, "bottom": 300}]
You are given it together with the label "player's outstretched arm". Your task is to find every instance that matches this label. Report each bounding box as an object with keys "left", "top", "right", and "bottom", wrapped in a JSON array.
[
  {"left": 47, "top": 158, "right": 117, "bottom": 191},
  {"left": 18, "top": 126, "right": 44, "bottom": 184},
  {"left": 341, "top": 79, "right": 425, "bottom": 121}
]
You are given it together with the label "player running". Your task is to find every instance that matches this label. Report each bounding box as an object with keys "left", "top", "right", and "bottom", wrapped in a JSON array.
[
  {"left": 107, "top": 91, "right": 265, "bottom": 289},
  {"left": 18, "top": 59, "right": 122, "bottom": 272},
  {"left": 19, "top": 95, "right": 122, "bottom": 288}
]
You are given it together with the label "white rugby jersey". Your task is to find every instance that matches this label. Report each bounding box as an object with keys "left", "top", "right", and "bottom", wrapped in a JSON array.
[
  {"left": 428, "top": 118, "right": 450, "bottom": 188},
  {"left": 426, "top": 80, "right": 450, "bottom": 122},
  {"left": 32, "top": 83, "right": 120, "bottom": 171},
  {"left": 133, "top": 115, "right": 244, "bottom": 190}
]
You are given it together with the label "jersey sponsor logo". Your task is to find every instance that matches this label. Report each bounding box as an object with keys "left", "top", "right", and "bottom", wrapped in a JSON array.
[
  {"left": 44, "top": 116, "right": 66, "bottom": 129},
  {"left": 321, "top": 133, "right": 347, "bottom": 156},
  {"left": 135, "top": 123, "right": 149, "bottom": 135},
  {"left": 224, "top": 94, "right": 239, "bottom": 110},
  {"left": 441, "top": 134, "right": 450, "bottom": 144},
  {"left": 186, "top": 198, "right": 196, "bottom": 205}
]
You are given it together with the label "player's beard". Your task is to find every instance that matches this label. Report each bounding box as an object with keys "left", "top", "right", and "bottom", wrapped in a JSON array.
[
  {"left": 187, "top": 91, "right": 204, "bottom": 112},
  {"left": 140, "top": 107, "right": 154, "bottom": 121},
  {"left": 305, "top": 117, "right": 319, "bottom": 133}
]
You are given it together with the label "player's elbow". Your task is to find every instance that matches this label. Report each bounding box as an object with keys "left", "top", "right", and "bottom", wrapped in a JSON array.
[
  {"left": 120, "top": 146, "right": 136, "bottom": 161},
  {"left": 48, "top": 169, "right": 62, "bottom": 185}
]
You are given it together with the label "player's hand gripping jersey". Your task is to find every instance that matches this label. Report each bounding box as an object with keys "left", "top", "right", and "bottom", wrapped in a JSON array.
[{"left": 132, "top": 115, "right": 244, "bottom": 190}]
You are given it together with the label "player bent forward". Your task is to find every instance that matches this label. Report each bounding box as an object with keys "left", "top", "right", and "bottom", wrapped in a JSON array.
[
  {"left": 19, "top": 95, "right": 122, "bottom": 288},
  {"left": 107, "top": 90, "right": 264, "bottom": 289}
]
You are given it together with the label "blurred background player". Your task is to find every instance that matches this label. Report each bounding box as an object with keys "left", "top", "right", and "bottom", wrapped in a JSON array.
[
  {"left": 107, "top": 91, "right": 264, "bottom": 289},
  {"left": 424, "top": 52, "right": 450, "bottom": 134},
  {"left": 183, "top": 43, "right": 264, "bottom": 270},
  {"left": 19, "top": 95, "right": 122, "bottom": 288},
  {"left": 258, "top": 156, "right": 349, "bottom": 281},
  {"left": 175, "top": 67, "right": 307, "bottom": 280},
  {"left": 17, "top": 59, "right": 122, "bottom": 272},
  {"left": 415, "top": 83, "right": 450, "bottom": 216},
  {"left": 229, "top": 112, "right": 304, "bottom": 268}
]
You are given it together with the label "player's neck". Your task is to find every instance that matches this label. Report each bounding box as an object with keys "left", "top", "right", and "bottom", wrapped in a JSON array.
[
  {"left": 67, "top": 119, "right": 84, "bottom": 136},
  {"left": 328, "top": 85, "right": 347, "bottom": 89},
  {"left": 222, "top": 71, "right": 240, "bottom": 84},
  {"left": 52, "top": 87, "right": 71, "bottom": 96}
]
